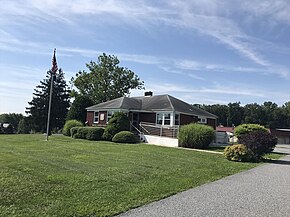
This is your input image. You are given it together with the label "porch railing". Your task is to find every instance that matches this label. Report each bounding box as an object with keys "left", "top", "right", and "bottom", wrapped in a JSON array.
[
  {"left": 130, "top": 122, "right": 143, "bottom": 141},
  {"left": 139, "top": 122, "right": 179, "bottom": 138}
]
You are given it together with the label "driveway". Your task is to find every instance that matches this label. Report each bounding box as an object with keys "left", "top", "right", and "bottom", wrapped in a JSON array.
[{"left": 118, "top": 145, "right": 290, "bottom": 217}]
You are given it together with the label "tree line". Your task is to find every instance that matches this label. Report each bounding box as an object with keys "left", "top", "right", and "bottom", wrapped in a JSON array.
[{"left": 198, "top": 102, "right": 290, "bottom": 129}]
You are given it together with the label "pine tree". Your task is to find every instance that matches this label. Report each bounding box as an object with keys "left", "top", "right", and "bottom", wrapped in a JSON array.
[{"left": 26, "top": 69, "right": 70, "bottom": 133}]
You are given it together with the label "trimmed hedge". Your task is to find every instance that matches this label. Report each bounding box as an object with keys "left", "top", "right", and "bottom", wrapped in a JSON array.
[
  {"left": 86, "top": 127, "right": 105, "bottom": 141},
  {"left": 238, "top": 130, "right": 277, "bottom": 158},
  {"left": 75, "top": 127, "right": 89, "bottom": 139},
  {"left": 224, "top": 144, "right": 255, "bottom": 162},
  {"left": 112, "top": 131, "right": 137, "bottom": 143},
  {"left": 72, "top": 127, "right": 105, "bottom": 141},
  {"left": 63, "top": 120, "right": 83, "bottom": 136},
  {"left": 178, "top": 123, "right": 215, "bottom": 149},
  {"left": 235, "top": 124, "right": 268, "bottom": 138}
]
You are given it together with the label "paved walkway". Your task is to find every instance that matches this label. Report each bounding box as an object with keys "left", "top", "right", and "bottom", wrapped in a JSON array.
[{"left": 118, "top": 145, "right": 290, "bottom": 217}]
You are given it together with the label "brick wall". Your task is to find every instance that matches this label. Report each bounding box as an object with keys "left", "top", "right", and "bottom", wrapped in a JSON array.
[
  {"left": 180, "top": 114, "right": 198, "bottom": 125},
  {"left": 139, "top": 112, "right": 156, "bottom": 123},
  {"left": 86, "top": 111, "right": 94, "bottom": 126},
  {"left": 207, "top": 118, "right": 217, "bottom": 129}
]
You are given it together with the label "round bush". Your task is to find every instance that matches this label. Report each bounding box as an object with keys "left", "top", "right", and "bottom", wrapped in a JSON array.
[
  {"left": 178, "top": 123, "right": 215, "bottom": 149},
  {"left": 86, "top": 127, "right": 105, "bottom": 141},
  {"left": 238, "top": 131, "right": 277, "bottom": 158},
  {"left": 112, "top": 131, "right": 137, "bottom": 143},
  {"left": 63, "top": 120, "right": 83, "bottom": 136},
  {"left": 102, "top": 125, "right": 117, "bottom": 141},
  {"left": 103, "top": 112, "right": 130, "bottom": 141},
  {"left": 235, "top": 124, "right": 268, "bottom": 138},
  {"left": 224, "top": 144, "right": 255, "bottom": 162}
]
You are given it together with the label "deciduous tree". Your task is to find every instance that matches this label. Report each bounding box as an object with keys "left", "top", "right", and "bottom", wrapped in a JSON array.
[
  {"left": 71, "top": 53, "right": 144, "bottom": 104},
  {"left": 0, "top": 113, "right": 23, "bottom": 132}
]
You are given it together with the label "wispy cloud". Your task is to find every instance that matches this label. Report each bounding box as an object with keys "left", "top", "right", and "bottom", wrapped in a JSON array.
[
  {"left": 241, "top": 0, "right": 290, "bottom": 25},
  {"left": 132, "top": 80, "right": 290, "bottom": 105},
  {"left": 2, "top": 1, "right": 289, "bottom": 74}
]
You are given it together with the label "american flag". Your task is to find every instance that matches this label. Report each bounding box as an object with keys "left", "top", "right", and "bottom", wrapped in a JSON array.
[{"left": 51, "top": 48, "right": 58, "bottom": 74}]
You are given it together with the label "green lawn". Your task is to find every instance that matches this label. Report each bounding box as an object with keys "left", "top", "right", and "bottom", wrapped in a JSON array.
[{"left": 0, "top": 135, "right": 282, "bottom": 217}]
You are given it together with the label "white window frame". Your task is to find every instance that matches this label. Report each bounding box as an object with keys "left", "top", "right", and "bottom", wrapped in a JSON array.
[
  {"left": 164, "top": 113, "right": 171, "bottom": 125},
  {"left": 198, "top": 116, "right": 207, "bottom": 124},
  {"left": 156, "top": 112, "right": 173, "bottom": 126},
  {"left": 156, "top": 113, "right": 163, "bottom": 125},
  {"left": 94, "top": 111, "right": 99, "bottom": 123}
]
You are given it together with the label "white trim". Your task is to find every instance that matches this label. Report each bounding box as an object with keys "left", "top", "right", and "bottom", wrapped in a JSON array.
[
  {"left": 198, "top": 116, "right": 207, "bottom": 124},
  {"left": 93, "top": 111, "right": 99, "bottom": 124},
  {"left": 156, "top": 112, "right": 174, "bottom": 126}
]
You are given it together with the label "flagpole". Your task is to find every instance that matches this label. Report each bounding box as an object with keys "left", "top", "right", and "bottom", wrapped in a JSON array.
[
  {"left": 46, "top": 48, "right": 58, "bottom": 141},
  {"left": 46, "top": 73, "right": 54, "bottom": 141}
]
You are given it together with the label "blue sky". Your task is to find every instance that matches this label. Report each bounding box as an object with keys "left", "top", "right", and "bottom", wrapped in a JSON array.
[{"left": 1, "top": 0, "right": 290, "bottom": 114}]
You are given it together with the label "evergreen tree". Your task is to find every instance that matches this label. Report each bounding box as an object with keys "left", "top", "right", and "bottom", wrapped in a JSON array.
[
  {"left": 66, "top": 95, "right": 94, "bottom": 123},
  {"left": 26, "top": 69, "right": 70, "bottom": 133}
]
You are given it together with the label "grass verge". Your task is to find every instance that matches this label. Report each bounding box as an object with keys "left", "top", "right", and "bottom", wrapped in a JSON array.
[{"left": 0, "top": 135, "right": 283, "bottom": 217}]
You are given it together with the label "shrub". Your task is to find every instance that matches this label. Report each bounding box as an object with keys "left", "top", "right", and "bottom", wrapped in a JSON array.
[
  {"left": 238, "top": 131, "right": 277, "bottom": 158},
  {"left": 112, "top": 131, "right": 137, "bottom": 143},
  {"left": 224, "top": 144, "right": 255, "bottom": 162},
  {"left": 178, "top": 123, "right": 215, "bottom": 149},
  {"left": 235, "top": 124, "right": 268, "bottom": 138},
  {"left": 63, "top": 120, "right": 83, "bottom": 136},
  {"left": 103, "top": 112, "right": 130, "bottom": 141},
  {"left": 102, "top": 125, "right": 116, "bottom": 141},
  {"left": 70, "top": 127, "right": 80, "bottom": 138},
  {"left": 86, "top": 127, "right": 105, "bottom": 141},
  {"left": 74, "top": 127, "right": 89, "bottom": 139}
]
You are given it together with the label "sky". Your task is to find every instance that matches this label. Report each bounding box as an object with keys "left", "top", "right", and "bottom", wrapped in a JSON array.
[{"left": 1, "top": 0, "right": 290, "bottom": 114}]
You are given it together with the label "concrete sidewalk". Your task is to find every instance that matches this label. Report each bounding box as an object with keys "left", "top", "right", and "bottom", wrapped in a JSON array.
[{"left": 118, "top": 145, "right": 290, "bottom": 217}]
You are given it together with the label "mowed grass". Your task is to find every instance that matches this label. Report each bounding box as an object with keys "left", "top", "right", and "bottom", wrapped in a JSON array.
[{"left": 0, "top": 135, "right": 279, "bottom": 217}]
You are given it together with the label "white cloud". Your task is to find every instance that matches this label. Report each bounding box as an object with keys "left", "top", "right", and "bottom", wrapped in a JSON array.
[
  {"left": 2, "top": 0, "right": 287, "bottom": 71},
  {"left": 241, "top": 0, "right": 290, "bottom": 25}
]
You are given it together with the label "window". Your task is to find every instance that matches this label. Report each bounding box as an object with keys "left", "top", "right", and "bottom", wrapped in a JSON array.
[
  {"left": 156, "top": 113, "right": 162, "bottom": 125},
  {"left": 175, "top": 114, "right": 180, "bottom": 125},
  {"left": 107, "top": 111, "right": 114, "bottom": 123},
  {"left": 198, "top": 116, "right": 207, "bottom": 124},
  {"left": 164, "top": 113, "right": 171, "bottom": 125},
  {"left": 94, "top": 111, "right": 99, "bottom": 123},
  {"left": 156, "top": 113, "right": 171, "bottom": 125}
]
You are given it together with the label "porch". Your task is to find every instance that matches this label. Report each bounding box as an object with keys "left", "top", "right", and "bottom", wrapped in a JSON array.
[
  {"left": 130, "top": 122, "right": 179, "bottom": 147},
  {"left": 130, "top": 121, "right": 180, "bottom": 139}
]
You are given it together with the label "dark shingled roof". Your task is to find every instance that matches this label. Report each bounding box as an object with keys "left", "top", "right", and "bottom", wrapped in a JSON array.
[
  {"left": 86, "top": 94, "right": 217, "bottom": 119},
  {"left": 86, "top": 97, "right": 141, "bottom": 110}
]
